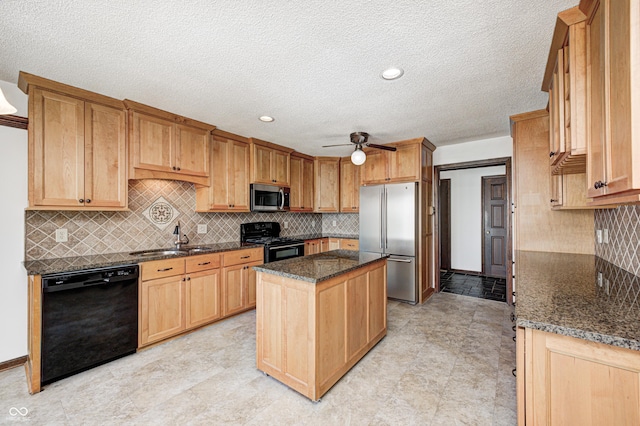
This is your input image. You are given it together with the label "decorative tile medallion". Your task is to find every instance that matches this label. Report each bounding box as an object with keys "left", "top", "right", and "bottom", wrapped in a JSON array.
[{"left": 142, "top": 196, "right": 179, "bottom": 230}]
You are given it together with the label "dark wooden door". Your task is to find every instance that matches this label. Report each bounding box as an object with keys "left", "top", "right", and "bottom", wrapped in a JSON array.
[
  {"left": 482, "top": 176, "right": 507, "bottom": 278},
  {"left": 439, "top": 179, "right": 451, "bottom": 271}
]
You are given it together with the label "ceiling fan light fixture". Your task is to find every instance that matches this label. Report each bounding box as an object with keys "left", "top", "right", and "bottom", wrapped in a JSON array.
[
  {"left": 0, "top": 88, "right": 17, "bottom": 115},
  {"left": 259, "top": 115, "right": 275, "bottom": 122},
  {"left": 351, "top": 147, "right": 366, "bottom": 165},
  {"left": 381, "top": 67, "right": 404, "bottom": 80}
]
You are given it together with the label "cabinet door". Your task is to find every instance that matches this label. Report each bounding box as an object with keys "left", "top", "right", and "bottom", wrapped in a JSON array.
[
  {"left": 340, "top": 159, "right": 359, "bottom": 212},
  {"left": 272, "top": 149, "right": 290, "bottom": 186},
  {"left": 368, "top": 264, "right": 386, "bottom": 339},
  {"left": 229, "top": 140, "right": 250, "bottom": 210},
  {"left": 305, "top": 239, "right": 321, "bottom": 255},
  {"left": 320, "top": 238, "right": 330, "bottom": 252},
  {"left": 131, "top": 111, "right": 174, "bottom": 173},
  {"left": 361, "top": 150, "right": 388, "bottom": 184},
  {"left": 246, "top": 261, "right": 260, "bottom": 308},
  {"left": 328, "top": 238, "right": 341, "bottom": 250},
  {"left": 346, "top": 273, "right": 368, "bottom": 360},
  {"left": 340, "top": 239, "right": 359, "bottom": 251},
  {"left": 315, "top": 158, "right": 340, "bottom": 212},
  {"left": 222, "top": 264, "right": 246, "bottom": 316},
  {"left": 175, "top": 124, "right": 209, "bottom": 177},
  {"left": 207, "top": 136, "right": 231, "bottom": 210},
  {"left": 302, "top": 158, "right": 314, "bottom": 211},
  {"left": 84, "top": 102, "right": 127, "bottom": 208},
  {"left": 252, "top": 144, "right": 273, "bottom": 184},
  {"left": 140, "top": 276, "right": 185, "bottom": 345},
  {"left": 289, "top": 156, "right": 303, "bottom": 210},
  {"left": 186, "top": 269, "right": 221, "bottom": 329},
  {"left": 31, "top": 88, "right": 85, "bottom": 207},
  {"left": 388, "top": 143, "right": 420, "bottom": 182}
]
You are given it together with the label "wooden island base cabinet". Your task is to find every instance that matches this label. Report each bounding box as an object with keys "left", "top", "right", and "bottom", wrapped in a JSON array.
[
  {"left": 256, "top": 258, "right": 387, "bottom": 401},
  {"left": 517, "top": 327, "right": 640, "bottom": 425}
]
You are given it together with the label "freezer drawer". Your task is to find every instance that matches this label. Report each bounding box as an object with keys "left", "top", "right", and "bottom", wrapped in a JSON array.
[{"left": 387, "top": 255, "right": 417, "bottom": 303}]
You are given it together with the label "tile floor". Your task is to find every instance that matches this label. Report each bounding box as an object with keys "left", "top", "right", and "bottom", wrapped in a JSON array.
[
  {"left": 1, "top": 292, "right": 516, "bottom": 425},
  {"left": 440, "top": 271, "right": 508, "bottom": 303}
]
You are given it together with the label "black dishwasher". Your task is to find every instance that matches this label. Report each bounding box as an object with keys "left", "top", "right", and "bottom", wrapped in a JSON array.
[{"left": 41, "top": 264, "right": 139, "bottom": 385}]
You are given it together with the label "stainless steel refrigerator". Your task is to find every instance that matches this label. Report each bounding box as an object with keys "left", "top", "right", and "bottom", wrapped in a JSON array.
[{"left": 359, "top": 182, "right": 418, "bottom": 303}]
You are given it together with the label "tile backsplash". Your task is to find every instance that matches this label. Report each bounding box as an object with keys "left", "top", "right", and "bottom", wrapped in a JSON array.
[
  {"left": 26, "top": 180, "right": 356, "bottom": 260},
  {"left": 595, "top": 205, "right": 640, "bottom": 275}
]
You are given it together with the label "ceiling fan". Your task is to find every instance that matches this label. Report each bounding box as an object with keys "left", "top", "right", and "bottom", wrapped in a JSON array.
[{"left": 322, "top": 132, "right": 396, "bottom": 165}]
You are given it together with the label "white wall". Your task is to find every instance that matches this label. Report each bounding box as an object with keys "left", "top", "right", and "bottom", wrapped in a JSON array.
[
  {"left": 440, "top": 165, "right": 505, "bottom": 272},
  {"left": 434, "top": 135, "right": 512, "bottom": 165},
  {"left": 0, "top": 80, "right": 28, "bottom": 363}
]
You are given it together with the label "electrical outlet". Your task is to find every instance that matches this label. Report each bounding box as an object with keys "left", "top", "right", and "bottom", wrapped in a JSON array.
[
  {"left": 55, "top": 228, "right": 68, "bottom": 243},
  {"left": 605, "top": 279, "right": 610, "bottom": 295},
  {"left": 283, "top": 221, "right": 289, "bottom": 229},
  {"left": 597, "top": 272, "right": 603, "bottom": 287},
  {"left": 596, "top": 229, "right": 603, "bottom": 244},
  {"left": 332, "top": 220, "right": 337, "bottom": 227},
  {"left": 311, "top": 221, "right": 316, "bottom": 228},
  {"left": 197, "top": 224, "right": 207, "bottom": 234},
  {"left": 603, "top": 228, "right": 609, "bottom": 244}
]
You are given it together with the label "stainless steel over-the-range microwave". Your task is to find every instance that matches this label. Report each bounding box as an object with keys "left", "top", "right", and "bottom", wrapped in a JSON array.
[{"left": 250, "top": 184, "right": 290, "bottom": 212}]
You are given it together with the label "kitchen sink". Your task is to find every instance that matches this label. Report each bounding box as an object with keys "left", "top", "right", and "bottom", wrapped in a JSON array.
[{"left": 129, "top": 248, "right": 188, "bottom": 256}]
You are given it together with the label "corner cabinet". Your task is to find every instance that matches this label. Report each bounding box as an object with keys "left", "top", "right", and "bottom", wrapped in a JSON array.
[
  {"left": 196, "top": 129, "right": 250, "bottom": 212},
  {"left": 339, "top": 158, "right": 360, "bottom": 212},
  {"left": 249, "top": 138, "right": 292, "bottom": 187},
  {"left": 290, "top": 152, "right": 314, "bottom": 212},
  {"left": 314, "top": 157, "right": 340, "bottom": 212},
  {"left": 124, "top": 99, "right": 214, "bottom": 186},
  {"left": 19, "top": 72, "right": 128, "bottom": 210},
  {"left": 584, "top": 0, "right": 640, "bottom": 204}
]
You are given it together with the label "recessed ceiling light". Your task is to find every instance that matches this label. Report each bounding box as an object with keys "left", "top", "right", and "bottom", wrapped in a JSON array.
[
  {"left": 259, "top": 115, "right": 275, "bottom": 122},
  {"left": 381, "top": 67, "right": 404, "bottom": 80}
]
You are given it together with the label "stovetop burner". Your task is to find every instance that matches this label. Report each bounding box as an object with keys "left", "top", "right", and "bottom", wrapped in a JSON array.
[{"left": 245, "top": 236, "right": 300, "bottom": 244}]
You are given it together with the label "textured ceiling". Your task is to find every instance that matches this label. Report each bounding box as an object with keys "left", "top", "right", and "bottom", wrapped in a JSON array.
[{"left": 0, "top": 0, "right": 575, "bottom": 156}]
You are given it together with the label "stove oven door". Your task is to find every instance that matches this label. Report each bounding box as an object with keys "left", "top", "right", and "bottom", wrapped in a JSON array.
[{"left": 266, "top": 242, "right": 305, "bottom": 263}]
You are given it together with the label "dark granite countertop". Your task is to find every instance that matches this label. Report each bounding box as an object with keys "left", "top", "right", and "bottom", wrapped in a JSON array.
[
  {"left": 515, "top": 250, "right": 640, "bottom": 351},
  {"left": 24, "top": 242, "right": 260, "bottom": 276},
  {"left": 253, "top": 250, "right": 387, "bottom": 283},
  {"left": 291, "top": 233, "right": 359, "bottom": 240}
]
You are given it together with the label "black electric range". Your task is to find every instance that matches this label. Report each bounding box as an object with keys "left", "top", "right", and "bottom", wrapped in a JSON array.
[{"left": 240, "top": 222, "right": 305, "bottom": 263}]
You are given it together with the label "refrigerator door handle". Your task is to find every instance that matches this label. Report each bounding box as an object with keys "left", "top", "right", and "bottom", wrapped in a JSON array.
[
  {"left": 387, "top": 258, "right": 413, "bottom": 263},
  {"left": 384, "top": 188, "right": 388, "bottom": 249},
  {"left": 379, "top": 190, "right": 384, "bottom": 249}
]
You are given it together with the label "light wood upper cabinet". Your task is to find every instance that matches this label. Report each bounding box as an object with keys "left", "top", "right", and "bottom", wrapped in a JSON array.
[
  {"left": 20, "top": 72, "right": 128, "bottom": 211},
  {"left": 249, "top": 138, "right": 292, "bottom": 187},
  {"left": 361, "top": 138, "right": 429, "bottom": 185},
  {"left": 584, "top": 0, "right": 640, "bottom": 204},
  {"left": 125, "top": 99, "right": 214, "bottom": 186},
  {"left": 290, "top": 153, "right": 314, "bottom": 212},
  {"left": 196, "top": 130, "right": 250, "bottom": 212},
  {"left": 314, "top": 157, "right": 340, "bottom": 212},
  {"left": 340, "top": 158, "right": 360, "bottom": 212}
]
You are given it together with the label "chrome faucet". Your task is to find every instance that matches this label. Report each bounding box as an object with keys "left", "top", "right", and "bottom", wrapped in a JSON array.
[{"left": 172, "top": 221, "right": 189, "bottom": 249}]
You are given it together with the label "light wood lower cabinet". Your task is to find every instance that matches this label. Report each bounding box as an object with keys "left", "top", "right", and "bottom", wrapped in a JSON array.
[
  {"left": 340, "top": 239, "right": 359, "bottom": 251},
  {"left": 304, "top": 239, "right": 322, "bottom": 255},
  {"left": 256, "top": 259, "right": 387, "bottom": 401},
  {"left": 221, "top": 247, "right": 264, "bottom": 317},
  {"left": 328, "top": 238, "right": 341, "bottom": 250},
  {"left": 517, "top": 327, "right": 640, "bottom": 425}
]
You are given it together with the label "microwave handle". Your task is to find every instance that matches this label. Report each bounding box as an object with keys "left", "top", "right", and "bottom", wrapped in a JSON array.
[{"left": 279, "top": 188, "right": 285, "bottom": 210}]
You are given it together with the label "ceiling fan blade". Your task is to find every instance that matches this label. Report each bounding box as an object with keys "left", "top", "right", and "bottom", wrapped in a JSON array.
[
  {"left": 367, "top": 143, "right": 397, "bottom": 152},
  {"left": 322, "top": 143, "right": 353, "bottom": 148}
]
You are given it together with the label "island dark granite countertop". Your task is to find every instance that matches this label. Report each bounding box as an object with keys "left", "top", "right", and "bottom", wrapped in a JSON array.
[
  {"left": 515, "top": 250, "right": 640, "bottom": 351},
  {"left": 253, "top": 250, "right": 388, "bottom": 283},
  {"left": 24, "top": 242, "right": 260, "bottom": 276}
]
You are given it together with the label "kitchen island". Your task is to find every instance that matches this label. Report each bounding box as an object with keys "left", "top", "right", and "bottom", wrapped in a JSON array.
[
  {"left": 515, "top": 251, "right": 640, "bottom": 424},
  {"left": 253, "top": 250, "right": 388, "bottom": 401}
]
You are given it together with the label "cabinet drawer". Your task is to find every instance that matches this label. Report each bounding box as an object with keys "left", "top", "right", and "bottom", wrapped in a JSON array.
[
  {"left": 223, "top": 248, "right": 264, "bottom": 267},
  {"left": 186, "top": 253, "right": 221, "bottom": 273},
  {"left": 140, "top": 258, "right": 186, "bottom": 281},
  {"left": 340, "top": 239, "right": 359, "bottom": 251}
]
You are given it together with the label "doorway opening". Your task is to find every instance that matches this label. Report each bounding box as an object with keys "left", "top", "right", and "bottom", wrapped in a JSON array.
[{"left": 435, "top": 157, "right": 513, "bottom": 305}]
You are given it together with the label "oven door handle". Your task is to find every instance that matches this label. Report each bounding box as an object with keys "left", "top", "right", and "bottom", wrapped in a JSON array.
[{"left": 268, "top": 243, "right": 303, "bottom": 250}]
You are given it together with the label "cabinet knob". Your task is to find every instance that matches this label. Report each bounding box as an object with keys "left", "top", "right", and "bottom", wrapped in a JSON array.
[
  {"left": 78, "top": 199, "right": 84, "bottom": 203},
  {"left": 594, "top": 181, "right": 608, "bottom": 189},
  {"left": 172, "top": 166, "right": 177, "bottom": 171},
  {"left": 187, "top": 276, "right": 191, "bottom": 281},
  {"left": 85, "top": 199, "right": 91, "bottom": 204},
  {"left": 550, "top": 199, "right": 558, "bottom": 203},
  {"left": 177, "top": 167, "right": 181, "bottom": 171},
  {"left": 549, "top": 151, "right": 556, "bottom": 158}
]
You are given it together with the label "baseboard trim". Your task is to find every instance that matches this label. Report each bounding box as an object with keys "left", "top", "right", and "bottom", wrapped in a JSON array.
[{"left": 0, "top": 355, "right": 28, "bottom": 373}]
